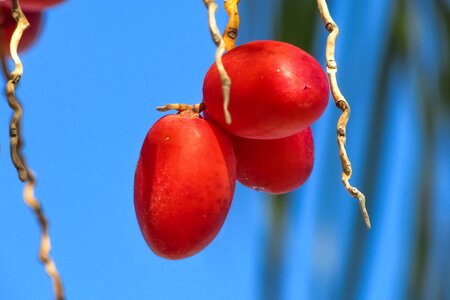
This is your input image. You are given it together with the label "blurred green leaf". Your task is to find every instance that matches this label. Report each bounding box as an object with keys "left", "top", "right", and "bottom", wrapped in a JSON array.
[
  {"left": 435, "top": 0, "right": 450, "bottom": 109},
  {"left": 275, "top": 0, "right": 317, "bottom": 52},
  {"left": 261, "top": 1, "right": 318, "bottom": 299}
]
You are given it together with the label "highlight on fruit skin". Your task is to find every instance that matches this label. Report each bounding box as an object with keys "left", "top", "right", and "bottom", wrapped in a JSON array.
[
  {"left": 231, "top": 127, "right": 314, "bottom": 194},
  {"left": 0, "top": 0, "right": 65, "bottom": 11},
  {"left": 203, "top": 40, "right": 329, "bottom": 140},
  {"left": 134, "top": 111, "right": 236, "bottom": 260},
  {"left": 0, "top": 6, "right": 42, "bottom": 54}
]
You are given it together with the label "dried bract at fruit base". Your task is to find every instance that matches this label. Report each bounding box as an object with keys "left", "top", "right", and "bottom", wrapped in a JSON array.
[{"left": 0, "top": 6, "right": 42, "bottom": 54}]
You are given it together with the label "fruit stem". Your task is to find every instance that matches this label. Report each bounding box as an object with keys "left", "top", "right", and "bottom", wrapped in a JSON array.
[
  {"left": 3, "top": 1, "right": 66, "bottom": 299},
  {"left": 316, "top": 0, "right": 371, "bottom": 229},
  {"left": 202, "top": 0, "right": 232, "bottom": 124},
  {"left": 222, "top": 0, "right": 240, "bottom": 51},
  {"left": 156, "top": 103, "right": 205, "bottom": 114}
]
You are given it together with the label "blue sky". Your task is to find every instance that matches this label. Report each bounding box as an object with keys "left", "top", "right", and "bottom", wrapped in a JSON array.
[
  {"left": 0, "top": 1, "right": 269, "bottom": 299},
  {"left": 1, "top": 1, "right": 449, "bottom": 299}
]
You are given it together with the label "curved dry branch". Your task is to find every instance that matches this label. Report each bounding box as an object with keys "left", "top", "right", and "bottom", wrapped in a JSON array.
[
  {"left": 316, "top": 0, "right": 371, "bottom": 229},
  {"left": 223, "top": 0, "right": 240, "bottom": 50},
  {"left": 202, "top": 0, "right": 232, "bottom": 124},
  {"left": 24, "top": 174, "right": 65, "bottom": 300},
  {"left": 4, "top": 1, "right": 65, "bottom": 299},
  {"left": 156, "top": 103, "right": 205, "bottom": 113}
]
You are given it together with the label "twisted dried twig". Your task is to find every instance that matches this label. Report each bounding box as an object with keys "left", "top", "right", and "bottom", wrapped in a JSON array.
[
  {"left": 223, "top": 0, "right": 240, "bottom": 51},
  {"left": 7, "top": 1, "right": 28, "bottom": 181},
  {"left": 24, "top": 174, "right": 65, "bottom": 300},
  {"left": 202, "top": 0, "right": 232, "bottom": 124},
  {"left": 316, "top": 0, "right": 371, "bottom": 229},
  {"left": 4, "top": 1, "right": 65, "bottom": 298},
  {"left": 156, "top": 103, "right": 205, "bottom": 113}
]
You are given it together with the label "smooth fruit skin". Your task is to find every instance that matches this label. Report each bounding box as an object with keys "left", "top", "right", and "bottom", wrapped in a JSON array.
[
  {"left": 1, "top": 0, "right": 65, "bottom": 11},
  {"left": 203, "top": 40, "right": 329, "bottom": 139},
  {"left": 231, "top": 127, "right": 314, "bottom": 194},
  {"left": 0, "top": 7, "right": 42, "bottom": 53},
  {"left": 134, "top": 112, "right": 236, "bottom": 260}
]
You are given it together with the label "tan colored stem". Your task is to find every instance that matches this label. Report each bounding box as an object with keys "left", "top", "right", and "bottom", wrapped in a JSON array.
[
  {"left": 203, "top": 0, "right": 232, "bottom": 124},
  {"left": 316, "top": 0, "right": 371, "bottom": 229},
  {"left": 222, "top": 0, "right": 240, "bottom": 51},
  {"left": 4, "top": 1, "right": 65, "bottom": 299},
  {"left": 156, "top": 103, "right": 205, "bottom": 113},
  {"left": 24, "top": 174, "right": 65, "bottom": 300}
]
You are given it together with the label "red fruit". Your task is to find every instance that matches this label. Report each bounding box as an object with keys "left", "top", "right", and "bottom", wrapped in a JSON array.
[
  {"left": 134, "top": 111, "right": 236, "bottom": 259},
  {"left": 231, "top": 127, "right": 314, "bottom": 194},
  {"left": 0, "top": 7, "right": 42, "bottom": 53},
  {"left": 203, "top": 40, "right": 329, "bottom": 139},
  {"left": 1, "top": 0, "right": 65, "bottom": 11}
]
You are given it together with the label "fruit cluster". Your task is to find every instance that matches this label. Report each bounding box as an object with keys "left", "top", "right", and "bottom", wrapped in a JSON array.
[
  {"left": 134, "top": 40, "right": 329, "bottom": 260},
  {"left": 0, "top": 0, "right": 64, "bottom": 54}
]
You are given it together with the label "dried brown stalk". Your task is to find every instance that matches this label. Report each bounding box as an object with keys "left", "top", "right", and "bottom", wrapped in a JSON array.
[
  {"left": 4, "top": 1, "right": 65, "bottom": 299},
  {"left": 223, "top": 0, "right": 240, "bottom": 50},
  {"left": 157, "top": 103, "right": 205, "bottom": 113},
  {"left": 24, "top": 174, "right": 64, "bottom": 300},
  {"left": 316, "top": 0, "right": 371, "bottom": 229},
  {"left": 202, "top": 0, "right": 232, "bottom": 124}
]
